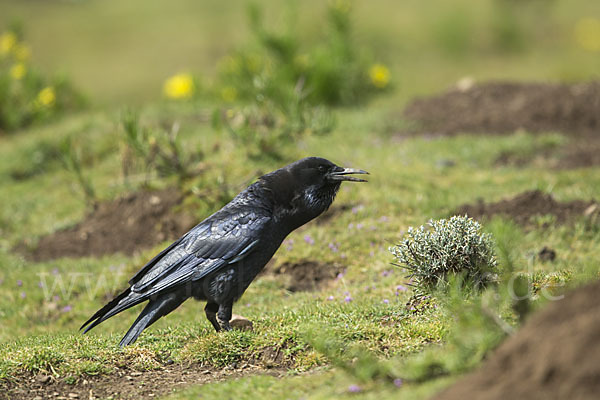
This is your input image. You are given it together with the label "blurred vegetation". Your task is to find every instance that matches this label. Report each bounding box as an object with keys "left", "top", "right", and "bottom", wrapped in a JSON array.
[{"left": 0, "top": 25, "right": 85, "bottom": 132}]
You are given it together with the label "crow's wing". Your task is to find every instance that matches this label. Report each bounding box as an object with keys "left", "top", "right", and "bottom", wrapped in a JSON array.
[
  {"left": 80, "top": 208, "right": 271, "bottom": 334},
  {"left": 129, "top": 209, "right": 271, "bottom": 296}
]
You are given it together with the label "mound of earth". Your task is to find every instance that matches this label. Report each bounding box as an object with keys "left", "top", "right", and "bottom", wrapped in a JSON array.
[
  {"left": 271, "top": 260, "right": 344, "bottom": 292},
  {"left": 435, "top": 279, "right": 600, "bottom": 400},
  {"left": 404, "top": 81, "right": 600, "bottom": 136},
  {"left": 25, "top": 189, "right": 196, "bottom": 261},
  {"left": 455, "top": 190, "right": 598, "bottom": 228}
]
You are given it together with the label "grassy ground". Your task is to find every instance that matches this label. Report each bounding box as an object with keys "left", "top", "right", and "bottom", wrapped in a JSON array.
[{"left": 1, "top": 0, "right": 600, "bottom": 399}]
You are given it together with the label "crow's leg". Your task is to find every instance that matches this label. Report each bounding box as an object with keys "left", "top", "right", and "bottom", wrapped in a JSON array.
[
  {"left": 204, "top": 302, "right": 221, "bottom": 332},
  {"left": 216, "top": 301, "right": 233, "bottom": 331}
]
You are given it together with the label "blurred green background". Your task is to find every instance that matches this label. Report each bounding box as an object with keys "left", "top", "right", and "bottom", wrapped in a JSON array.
[{"left": 2, "top": 0, "right": 599, "bottom": 105}]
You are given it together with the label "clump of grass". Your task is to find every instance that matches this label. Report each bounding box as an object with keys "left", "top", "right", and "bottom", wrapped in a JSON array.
[
  {"left": 212, "top": 92, "right": 335, "bottom": 161},
  {"left": 390, "top": 215, "right": 498, "bottom": 292},
  {"left": 121, "top": 111, "right": 205, "bottom": 185}
]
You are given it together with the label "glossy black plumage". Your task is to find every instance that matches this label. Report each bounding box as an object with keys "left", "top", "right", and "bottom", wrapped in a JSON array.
[{"left": 81, "top": 157, "right": 367, "bottom": 346}]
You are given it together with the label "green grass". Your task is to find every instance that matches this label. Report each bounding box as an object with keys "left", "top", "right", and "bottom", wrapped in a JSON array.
[{"left": 1, "top": 0, "right": 600, "bottom": 398}]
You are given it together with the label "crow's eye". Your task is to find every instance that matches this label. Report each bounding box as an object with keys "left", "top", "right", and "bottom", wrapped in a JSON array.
[{"left": 317, "top": 165, "right": 328, "bottom": 173}]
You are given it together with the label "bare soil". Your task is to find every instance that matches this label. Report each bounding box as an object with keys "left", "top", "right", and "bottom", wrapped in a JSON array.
[
  {"left": 434, "top": 279, "right": 600, "bottom": 400},
  {"left": 270, "top": 260, "right": 344, "bottom": 292},
  {"left": 23, "top": 189, "right": 197, "bottom": 262},
  {"left": 455, "top": 190, "right": 599, "bottom": 228},
  {"left": 404, "top": 81, "right": 600, "bottom": 137},
  {"left": 403, "top": 81, "right": 600, "bottom": 169},
  {"left": 1, "top": 363, "right": 286, "bottom": 400}
]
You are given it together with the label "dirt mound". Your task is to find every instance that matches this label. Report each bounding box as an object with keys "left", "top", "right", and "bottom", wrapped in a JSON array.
[
  {"left": 271, "top": 260, "right": 344, "bottom": 292},
  {"left": 26, "top": 189, "right": 196, "bottom": 261},
  {"left": 435, "top": 279, "right": 600, "bottom": 400},
  {"left": 1, "top": 364, "right": 285, "bottom": 400},
  {"left": 404, "top": 81, "right": 600, "bottom": 136},
  {"left": 455, "top": 190, "right": 598, "bottom": 228}
]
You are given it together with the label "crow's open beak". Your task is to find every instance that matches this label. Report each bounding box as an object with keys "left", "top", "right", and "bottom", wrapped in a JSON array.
[{"left": 328, "top": 167, "right": 369, "bottom": 182}]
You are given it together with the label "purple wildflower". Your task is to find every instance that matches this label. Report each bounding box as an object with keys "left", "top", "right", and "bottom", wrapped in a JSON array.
[
  {"left": 393, "top": 378, "right": 403, "bottom": 388},
  {"left": 348, "top": 384, "right": 362, "bottom": 393},
  {"left": 379, "top": 216, "right": 389, "bottom": 222},
  {"left": 20, "top": 291, "right": 26, "bottom": 299},
  {"left": 284, "top": 239, "right": 294, "bottom": 251},
  {"left": 53, "top": 295, "right": 60, "bottom": 302},
  {"left": 328, "top": 242, "right": 339, "bottom": 252},
  {"left": 327, "top": 295, "right": 335, "bottom": 301},
  {"left": 52, "top": 268, "right": 59, "bottom": 275},
  {"left": 304, "top": 235, "right": 315, "bottom": 245},
  {"left": 344, "top": 296, "right": 353, "bottom": 303},
  {"left": 351, "top": 205, "right": 364, "bottom": 214},
  {"left": 348, "top": 223, "right": 354, "bottom": 229},
  {"left": 38, "top": 281, "right": 44, "bottom": 288},
  {"left": 356, "top": 223, "right": 364, "bottom": 230},
  {"left": 383, "top": 299, "right": 389, "bottom": 304},
  {"left": 336, "top": 271, "right": 345, "bottom": 280},
  {"left": 396, "top": 285, "right": 407, "bottom": 292},
  {"left": 17, "top": 280, "right": 23, "bottom": 287},
  {"left": 62, "top": 305, "right": 72, "bottom": 312}
]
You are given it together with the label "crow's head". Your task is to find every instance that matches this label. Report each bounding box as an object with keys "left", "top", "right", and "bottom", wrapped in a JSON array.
[{"left": 262, "top": 157, "right": 368, "bottom": 227}]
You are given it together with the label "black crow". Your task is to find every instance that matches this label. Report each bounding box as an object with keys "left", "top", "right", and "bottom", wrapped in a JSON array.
[{"left": 81, "top": 157, "right": 368, "bottom": 346}]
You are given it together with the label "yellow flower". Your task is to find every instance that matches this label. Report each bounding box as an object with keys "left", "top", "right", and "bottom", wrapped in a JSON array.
[
  {"left": 0, "top": 31, "right": 17, "bottom": 55},
  {"left": 10, "top": 63, "right": 26, "bottom": 80},
  {"left": 574, "top": 17, "right": 600, "bottom": 52},
  {"left": 13, "top": 43, "right": 31, "bottom": 61},
  {"left": 37, "top": 87, "right": 56, "bottom": 107},
  {"left": 368, "top": 63, "right": 390, "bottom": 89},
  {"left": 331, "top": 0, "right": 351, "bottom": 14},
  {"left": 163, "top": 73, "right": 195, "bottom": 99},
  {"left": 221, "top": 86, "right": 238, "bottom": 102}
]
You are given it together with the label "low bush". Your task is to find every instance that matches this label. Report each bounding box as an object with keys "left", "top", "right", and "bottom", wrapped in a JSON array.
[{"left": 390, "top": 215, "right": 498, "bottom": 293}]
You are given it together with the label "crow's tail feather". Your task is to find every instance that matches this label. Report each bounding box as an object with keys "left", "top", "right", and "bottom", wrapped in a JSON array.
[
  {"left": 80, "top": 287, "right": 146, "bottom": 334},
  {"left": 119, "top": 292, "right": 186, "bottom": 347}
]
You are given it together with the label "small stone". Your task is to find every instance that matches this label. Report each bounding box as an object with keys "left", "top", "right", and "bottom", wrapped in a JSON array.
[
  {"left": 149, "top": 195, "right": 161, "bottom": 205},
  {"left": 36, "top": 374, "right": 51, "bottom": 384},
  {"left": 230, "top": 314, "right": 253, "bottom": 331},
  {"left": 584, "top": 204, "right": 598, "bottom": 217},
  {"left": 68, "top": 393, "right": 79, "bottom": 398},
  {"left": 33, "top": 397, "right": 42, "bottom": 400},
  {"left": 130, "top": 371, "right": 142, "bottom": 376},
  {"left": 125, "top": 376, "right": 133, "bottom": 381}
]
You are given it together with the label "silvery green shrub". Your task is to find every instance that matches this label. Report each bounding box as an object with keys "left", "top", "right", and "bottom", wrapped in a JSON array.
[{"left": 390, "top": 216, "right": 497, "bottom": 292}]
